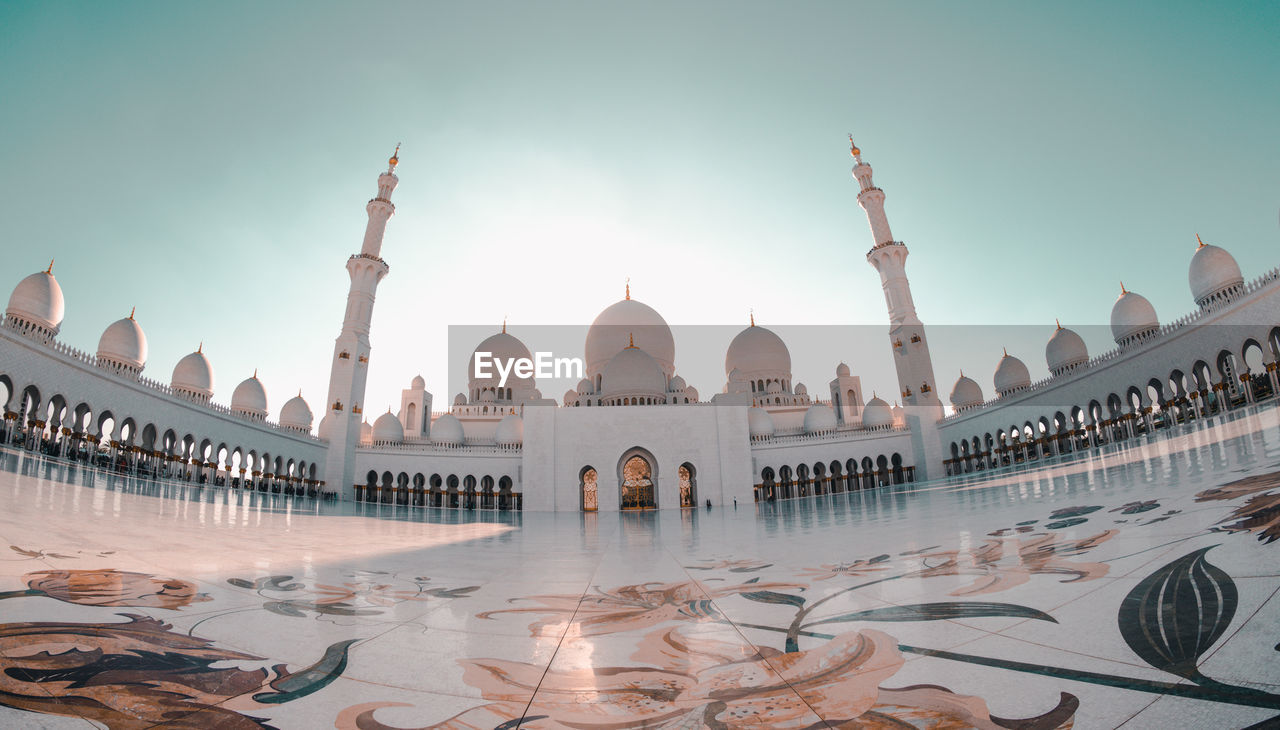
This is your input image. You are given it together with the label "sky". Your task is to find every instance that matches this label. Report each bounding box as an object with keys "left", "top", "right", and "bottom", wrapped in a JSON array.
[{"left": 1, "top": 1, "right": 1277, "bottom": 422}]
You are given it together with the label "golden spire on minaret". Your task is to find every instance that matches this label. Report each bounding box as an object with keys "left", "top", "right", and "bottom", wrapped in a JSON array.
[
  {"left": 848, "top": 134, "right": 860, "bottom": 157},
  {"left": 388, "top": 142, "right": 401, "bottom": 168}
]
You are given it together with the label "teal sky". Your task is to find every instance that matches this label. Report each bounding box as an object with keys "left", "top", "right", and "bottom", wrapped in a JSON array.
[{"left": 2, "top": 1, "right": 1277, "bottom": 419}]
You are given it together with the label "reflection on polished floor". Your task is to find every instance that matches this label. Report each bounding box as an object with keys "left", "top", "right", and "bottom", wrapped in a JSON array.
[{"left": 2, "top": 408, "right": 1280, "bottom": 728}]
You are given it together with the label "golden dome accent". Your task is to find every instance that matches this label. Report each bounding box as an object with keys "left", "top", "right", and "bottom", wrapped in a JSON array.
[
  {"left": 848, "top": 134, "right": 860, "bottom": 157},
  {"left": 1196, "top": 232, "right": 1205, "bottom": 249},
  {"left": 388, "top": 142, "right": 400, "bottom": 167}
]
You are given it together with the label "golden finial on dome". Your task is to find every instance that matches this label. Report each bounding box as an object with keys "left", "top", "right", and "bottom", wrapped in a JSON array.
[
  {"left": 46, "top": 258, "right": 54, "bottom": 274},
  {"left": 128, "top": 306, "right": 135, "bottom": 320},
  {"left": 197, "top": 341, "right": 203, "bottom": 353},
  {"left": 1120, "top": 281, "right": 1127, "bottom": 294},
  {"left": 848, "top": 134, "right": 860, "bottom": 157},
  {"left": 253, "top": 368, "right": 258, "bottom": 378},
  {"left": 389, "top": 142, "right": 400, "bottom": 167},
  {"left": 1002, "top": 346, "right": 1008, "bottom": 357},
  {"left": 625, "top": 277, "right": 630, "bottom": 300},
  {"left": 627, "top": 332, "right": 636, "bottom": 349},
  {"left": 1196, "top": 233, "right": 1205, "bottom": 248},
  {"left": 750, "top": 308, "right": 755, "bottom": 327},
  {"left": 1055, "top": 318, "right": 1062, "bottom": 330},
  {"left": 502, "top": 316, "right": 507, "bottom": 334}
]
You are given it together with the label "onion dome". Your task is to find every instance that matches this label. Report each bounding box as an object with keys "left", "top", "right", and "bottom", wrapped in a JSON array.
[
  {"left": 766, "top": 380, "right": 782, "bottom": 394},
  {"left": 97, "top": 310, "right": 148, "bottom": 376},
  {"left": 563, "top": 389, "right": 577, "bottom": 406},
  {"left": 432, "top": 413, "right": 465, "bottom": 445},
  {"left": 372, "top": 411, "right": 404, "bottom": 444},
  {"left": 170, "top": 345, "right": 214, "bottom": 401},
  {"left": 479, "top": 389, "right": 496, "bottom": 402},
  {"left": 747, "top": 407, "right": 775, "bottom": 438},
  {"left": 279, "top": 393, "right": 313, "bottom": 433},
  {"left": 794, "top": 382, "right": 808, "bottom": 396},
  {"left": 725, "top": 323, "right": 792, "bottom": 381},
  {"left": 862, "top": 396, "right": 893, "bottom": 429},
  {"left": 585, "top": 295, "right": 675, "bottom": 378},
  {"left": 5, "top": 263, "right": 64, "bottom": 341},
  {"left": 836, "top": 362, "right": 851, "bottom": 377},
  {"left": 993, "top": 350, "right": 1031, "bottom": 397},
  {"left": 803, "top": 404, "right": 837, "bottom": 434},
  {"left": 1189, "top": 236, "right": 1244, "bottom": 308},
  {"left": 1110, "top": 285, "right": 1159, "bottom": 346},
  {"left": 1045, "top": 321, "right": 1089, "bottom": 376},
  {"left": 684, "top": 385, "right": 699, "bottom": 402},
  {"left": 468, "top": 330, "right": 535, "bottom": 391},
  {"left": 668, "top": 375, "right": 686, "bottom": 392},
  {"left": 495, "top": 413, "right": 523, "bottom": 445},
  {"left": 576, "top": 378, "right": 593, "bottom": 394},
  {"left": 601, "top": 345, "right": 667, "bottom": 400},
  {"left": 453, "top": 393, "right": 467, "bottom": 406},
  {"left": 949, "top": 373, "right": 984, "bottom": 411},
  {"left": 230, "top": 372, "right": 268, "bottom": 420},
  {"left": 410, "top": 374, "right": 426, "bottom": 390}
]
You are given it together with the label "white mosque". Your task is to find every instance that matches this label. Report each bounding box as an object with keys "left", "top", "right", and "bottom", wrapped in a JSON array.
[{"left": 2, "top": 141, "right": 1278, "bottom": 512}]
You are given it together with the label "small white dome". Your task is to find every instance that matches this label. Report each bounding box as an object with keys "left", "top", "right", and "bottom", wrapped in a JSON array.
[
  {"left": 360, "top": 419, "right": 373, "bottom": 442},
  {"left": 495, "top": 413, "right": 523, "bottom": 445},
  {"left": 468, "top": 331, "right": 534, "bottom": 388},
  {"left": 576, "top": 378, "right": 593, "bottom": 394},
  {"left": 453, "top": 393, "right": 467, "bottom": 406},
  {"left": 317, "top": 414, "right": 332, "bottom": 440},
  {"left": 668, "top": 374, "right": 686, "bottom": 392},
  {"left": 6, "top": 268, "right": 64, "bottom": 337},
  {"left": 97, "top": 314, "right": 148, "bottom": 372},
  {"left": 432, "top": 413, "right": 465, "bottom": 445},
  {"left": 747, "top": 407, "right": 774, "bottom": 438},
  {"left": 725, "top": 324, "right": 791, "bottom": 378},
  {"left": 727, "top": 367, "right": 745, "bottom": 382},
  {"left": 170, "top": 348, "right": 214, "bottom": 398},
  {"left": 794, "top": 382, "right": 808, "bottom": 396},
  {"left": 529, "top": 388, "right": 542, "bottom": 400},
  {"left": 372, "top": 411, "right": 404, "bottom": 444},
  {"left": 766, "top": 380, "right": 782, "bottom": 394},
  {"left": 835, "top": 362, "right": 851, "bottom": 378},
  {"left": 411, "top": 374, "right": 426, "bottom": 390},
  {"left": 994, "top": 352, "right": 1031, "bottom": 396},
  {"left": 479, "top": 389, "right": 496, "bottom": 402},
  {"left": 231, "top": 374, "right": 268, "bottom": 418},
  {"left": 803, "top": 404, "right": 837, "bottom": 433},
  {"left": 949, "top": 374, "right": 984, "bottom": 410},
  {"left": 563, "top": 389, "right": 577, "bottom": 406},
  {"left": 862, "top": 396, "right": 893, "bottom": 428},
  {"left": 1189, "top": 241, "right": 1244, "bottom": 307},
  {"left": 684, "top": 385, "right": 699, "bottom": 402},
  {"left": 585, "top": 297, "right": 675, "bottom": 378},
  {"left": 1110, "top": 288, "right": 1159, "bottom": 344},
  {"left": 1046, "top": 324, "right": 1089, "bottom": 375},
  {"left": 601, "top": 346, "right": 667, "bottom": 398},
  {"left": 280, "top": 394, "right": 313, "bottom": 431}
]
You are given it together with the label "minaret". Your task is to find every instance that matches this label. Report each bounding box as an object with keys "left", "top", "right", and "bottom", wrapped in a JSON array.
[
  {"left": 322, "top": 146, "right": 400, "bottom": 497},
  {"left": 851, "top": 138, "right": 943, "bottom": 478}
]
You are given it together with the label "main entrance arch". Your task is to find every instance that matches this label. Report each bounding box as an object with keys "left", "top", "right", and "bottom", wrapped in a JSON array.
[{"left": 618, "top": 448, "right": 657, "bottom": 510}]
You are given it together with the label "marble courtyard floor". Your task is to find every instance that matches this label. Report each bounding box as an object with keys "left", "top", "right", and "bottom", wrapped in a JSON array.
[{"left": 2, "top": 413, "right": 1280, "bottom": 728}]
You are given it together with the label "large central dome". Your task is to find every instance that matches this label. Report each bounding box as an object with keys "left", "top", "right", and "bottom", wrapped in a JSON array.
[
  {"left": 725, "top": 324, "right": 791, "bottom": 379},
  {"left": 585, "top": 297, "right": 675, "bottom": 378}
]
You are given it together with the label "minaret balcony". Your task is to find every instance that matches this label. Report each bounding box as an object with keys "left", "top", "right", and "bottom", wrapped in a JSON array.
[{"left": 866, "top": 240, "right": 906, "bottom": 257}]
